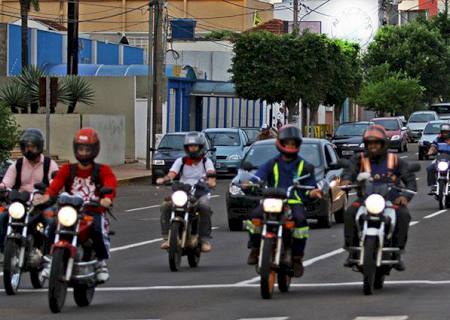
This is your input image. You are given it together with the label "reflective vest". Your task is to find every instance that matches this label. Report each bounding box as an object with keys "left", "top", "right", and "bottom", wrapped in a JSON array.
[
  {"left": 273, "top": 160, "right": 304, "bottom": 205},
  {"left": 360, "top": 152, "right": 398, "bottom": 182}
]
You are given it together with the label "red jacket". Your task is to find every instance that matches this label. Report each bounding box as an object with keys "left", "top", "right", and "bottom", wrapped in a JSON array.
[{"left": 46, "top": 163, "right": 117, "bottom": 203}]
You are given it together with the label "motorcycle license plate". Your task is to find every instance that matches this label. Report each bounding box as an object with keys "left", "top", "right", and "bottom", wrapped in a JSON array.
[{"left": 342, "top": 150, "right": 354, "bottom": 156}]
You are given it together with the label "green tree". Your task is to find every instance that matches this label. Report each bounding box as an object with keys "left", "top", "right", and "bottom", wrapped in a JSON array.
[
  {"left": 59, "top": 76, "right": 95, "bottom": 114},
  {"left": 364, "top": 22, "right": 450, "bottom": 103},
  {"left": 0, "top": 103, "right": 19, "bottom": 162}
]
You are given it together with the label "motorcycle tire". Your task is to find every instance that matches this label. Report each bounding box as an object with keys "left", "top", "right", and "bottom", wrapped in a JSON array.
[
  {"left": 73, "top": 283, "right": 96, "bottom": 307},
  {"left": 3, "top": 240, "right": 22, "bottom": 295},
  {"left": 277, "top": 269, "right": 291, "bottom": 293},
  {"left": 30, "top": 268, "right": 45, "bottom": 289},
  {"left": 260, "top": 238, "right": 276, "bottom": 299},
  {"left": 363, "top": 236, "right": 377, "bottom": 296},
  {"left": 48, "top": 248, "right": 68, "bottom": 313},
  {"left": 374, "top": 268, "right": 386, "bottom": 290},
  {"left": 438, "top": 181, "right": 446, "bottom": 210},
  {"left": 187, "top": 246, "right": 201, "bottom": 268},
  {"left": 169, "top": 222, "right": 183, "bottom": 272}
]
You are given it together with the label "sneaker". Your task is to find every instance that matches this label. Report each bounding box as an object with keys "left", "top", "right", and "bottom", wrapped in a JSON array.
[
  {"left": 344, "top": 253, "right": 357, "bottom": 268},
  {"left": 393, "top": 252, "right": 406, "bottom": 271},
  {"left": 160, "top": 240, "right": 169, "bottom": 250},
  {"left": 96, "top": 260, "right": 110, "bottom": 283},
  {"left": 292, "top": 256, "right": 304, "bottom": 277},
  {"left": 247, "top": 248, "right": 259, "bottom": 265},
  {"left": 200, "top": 241, "right": 212, "bottom": 253}
]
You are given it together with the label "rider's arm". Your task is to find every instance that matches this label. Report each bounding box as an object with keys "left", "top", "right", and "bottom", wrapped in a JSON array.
[
  {"left": 48, "top": 160, "right": 59, "bottom": 182},
  {"left": 253, "top": 161, "right": 270, "bottom": 183},
  {"left": 302, "top": 163, "right": 320, "bottom": 198},
  {"left": 398, "top": 159, "right": 417, "bottom": 201},
  {"left": 0, "top": 162, "right": 16, "bottom": 189},
  {"left": 99, "top": 165, "right": 118, "bottom": 200},
  {"left": 205, "top": 159, "right": 216, "bottom": 188},
  {"left": 159, "top": 158, "right": 182, "bottom": 183},
  {"left": 45, "top": 164, "right": 71, "bottom": 198}
]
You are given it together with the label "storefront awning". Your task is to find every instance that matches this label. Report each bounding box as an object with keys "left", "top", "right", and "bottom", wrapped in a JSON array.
[{"left": 190, "top": 81, "right": 236, "bottom": 97}]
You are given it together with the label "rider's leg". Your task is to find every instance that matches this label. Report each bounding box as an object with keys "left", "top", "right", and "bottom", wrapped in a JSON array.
[
  {"left": 392, "top": 206, "right": 411, "bottom": 271},
  {"left": 427, "top": 163, "right": 436, "bottom": 187},
  {"left": 246, "top": 206, "right": 263, "bottom": 265},
  {"left": 290, "top": 205, "right": 309, "bottom": 277},
  {"left": 91, "top": 213, "right": 110, "bottom": 282},
  {"left": 159, "top": 201, "right": 171, "bottom": 249},
  {"left": 198, "top": 195, "right": 212, "bottom": 252},
  {"left": 344, "top": 203, "right": 360, "bottom": 267}
]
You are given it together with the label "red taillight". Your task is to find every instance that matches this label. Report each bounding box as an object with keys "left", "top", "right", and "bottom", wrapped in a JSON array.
[
  {"left": 252, "top": 218, "right": 263, "bottom": 227},
  {"left": 265, "top": 232, "right": 276, "bottom": 239},
  {"left": 284, "top": 220, "right": 295, "bottom": 230}
]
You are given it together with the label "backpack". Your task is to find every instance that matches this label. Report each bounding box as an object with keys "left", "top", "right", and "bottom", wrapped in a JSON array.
[
  {"left": 14, "top": 156, "right": 51, "bottom": 190},
  {"left": 64, "top": 163, "right": 102, "bottom": 193},
  {"left": 178, "top": 157, "right": 208, "bottom": 178}
]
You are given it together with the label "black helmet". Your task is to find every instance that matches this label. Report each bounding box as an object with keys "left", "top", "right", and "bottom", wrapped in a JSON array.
[
  {"left": 19, "top": 128, "right": 44, "bottom": 161},
  {"left": 184, "top": 132, "right": 206, "bottom": 158},
  {"left": 276, "top": 125, "right": 302, "bottom": 156}
]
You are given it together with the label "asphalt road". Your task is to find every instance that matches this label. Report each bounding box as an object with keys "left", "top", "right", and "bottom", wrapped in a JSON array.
[{"left": 1, "top": 145, "right": 450, "bottom": 320}]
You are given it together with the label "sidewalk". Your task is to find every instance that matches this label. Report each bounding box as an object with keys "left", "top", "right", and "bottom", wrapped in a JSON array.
[{"left": 112, "top": 162, "right": 152, "bottom": 184}]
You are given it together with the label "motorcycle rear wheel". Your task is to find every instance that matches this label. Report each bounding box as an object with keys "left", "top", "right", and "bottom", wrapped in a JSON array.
[
  {"left": 73, "top": 283, "right": 95, "bottom": 307},
  {"left": 187, "top": 247, "right": 201, "bottom": 268},
  {"left": 363, "top": 236, "right": 377, "bottom": 296},
  {"left": 48, "top": 248, "right": 68, "bottom": 313},
  {"left": 260, "top": 238, "right": 276, "bottom": 299},
  {"left": 3, "top": 240, "right": 22, "bottom": 295},
  {"left": 169, "top": 222, "right": 183, "bottom": 272}
]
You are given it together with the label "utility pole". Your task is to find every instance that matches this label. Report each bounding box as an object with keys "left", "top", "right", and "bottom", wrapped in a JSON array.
[
  {"left": 293, "top": 0, "right": 299, "bottom": 33},
  {"left": 67, "top": 0, "right": 79, "bottom": 75},
  {"left": 153, "top": 0, "right": 165, "bottom": 135},
  {"left": 146, "top": 1, "right": 154, "bottom": 170}
]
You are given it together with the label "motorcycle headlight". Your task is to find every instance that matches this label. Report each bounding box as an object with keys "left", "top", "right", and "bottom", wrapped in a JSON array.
[
  {"left": 364, "top": 194, "right": 385, "bottom": 215},
  {"left": 171, "top": 190, "right": 188, "bottom": 207},
  {"left": 228, "top": 154, "right": 242, "bottom": 161},
  {"left": 58, "top": 206, "right": 78, "bottom": 227},
  {"left": 438, "top": 161, "right": 449, "bottom": 172},
  {"left": 8, "top": 202, "right": 25, "bottom": 219},
  {"left": 262, "top": 198, "right": 284, "bottom": 213},
  {"left": 229, "top": 184, "right": 244, "bottom": 196},
  {"left": 391, "top": 135, "right": 400, "bottom": 141}
]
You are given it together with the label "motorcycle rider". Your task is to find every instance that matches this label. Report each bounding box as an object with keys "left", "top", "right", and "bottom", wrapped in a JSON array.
[
  {"left": 426, "top": 123, "right": 450, "bottom": 191},
  {"left": 156, "top": 132, "right": 216, "bottom": 253},
  {"left": 33, "top": 128, "right": 117, "bottom": 282},
  {"left": 245, "top": 125, "right": 322, "bottom": 277},
  {"left": 341, "top": 125, "right": 417, "bottom": 271},
  {"left": 256, "top": 124, "right": 275, "bottom": 141},
  {"left": 0, "top": 128, "right": 59, "bottom": 265}
]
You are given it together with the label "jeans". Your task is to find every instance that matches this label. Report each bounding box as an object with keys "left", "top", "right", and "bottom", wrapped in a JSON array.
[
  {"left": 248, "top": 204, "right": 309, "bottom": 257},
  {"left": 344, "top": 202, "right": 411, "bottom": 249},
  {"left": 427, "top": 162, "right": 436, "bottom": 186},
  {"left": 160, "top": 195, "right": 212, "bottom": 241}
]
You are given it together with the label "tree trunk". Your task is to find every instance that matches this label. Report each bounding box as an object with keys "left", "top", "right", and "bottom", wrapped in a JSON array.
[
  {"left": 67, "top": 102, "right": 76, "bottom": 114},
  {"left": 286, "top": 101, "right": 298, "bottom": 124},
  {"left": 20, "top": 0, "right": 30, "bottom": 70}
]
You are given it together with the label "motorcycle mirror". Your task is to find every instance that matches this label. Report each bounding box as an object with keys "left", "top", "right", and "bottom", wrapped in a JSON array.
[
  {"left": 208, "top": 147, "right": 217, "bottom": 153},
  {"left": 100, "top": 187, "right": 113, "bottom": 196},
  {"left": 408, "top": 163, "right": 421, "bottom": 173},
  {"left": 34, "top": 182, "right": 47, "bottom": 191},
  {"left": 241, "top": 161, "right": 256, "bottom": 171}
]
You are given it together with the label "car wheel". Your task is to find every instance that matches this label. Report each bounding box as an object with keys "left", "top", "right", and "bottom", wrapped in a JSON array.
[
  {"left": 228, "top": 218, "right": 243, "bottom": 231},
  {"left": 334, "top": 194, "right": 347, "bottom": 224}
]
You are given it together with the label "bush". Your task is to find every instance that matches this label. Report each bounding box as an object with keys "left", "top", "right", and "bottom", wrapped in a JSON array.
[{"left": 0, "top": 103, "right": 19, "bottom": 162}]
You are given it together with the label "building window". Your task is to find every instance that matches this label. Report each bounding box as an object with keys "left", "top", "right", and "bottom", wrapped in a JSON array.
[{"left": 400, "top": 9, "right": 428, "bottom": 23}]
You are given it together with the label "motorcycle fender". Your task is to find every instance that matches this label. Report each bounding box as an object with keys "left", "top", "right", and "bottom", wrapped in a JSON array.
[
  {"left": 366, "top": 228, "right": 380, "bottom": 236},
  {"left": 52, "top": 240, "right": 77, "bottom": 258}
]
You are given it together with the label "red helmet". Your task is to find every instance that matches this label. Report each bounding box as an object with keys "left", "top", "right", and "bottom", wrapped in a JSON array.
[
  {"left": 276, "top": 125, "right": 302, "bottom": 156},
  {"left": 363, "top": 125, "right": 388, "bottom": 143},
  {"left": 73, "top": 128, "right": 100, "bottom": 165}
]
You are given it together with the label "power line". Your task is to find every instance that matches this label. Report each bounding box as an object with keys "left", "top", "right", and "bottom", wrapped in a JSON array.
[{"left": 300, "top": 0, "right": 333, "bottom": 21}]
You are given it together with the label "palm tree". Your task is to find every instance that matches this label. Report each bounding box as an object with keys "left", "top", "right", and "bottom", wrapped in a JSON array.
[
  {"left": 59, "top": 76, "right": 95, "bottom": 113},
  {"left": 16, "top": 65, "right": 46, "bottom": 113},
  {"left": 20, "top": 0, "right": 40, "bottom": 69}
]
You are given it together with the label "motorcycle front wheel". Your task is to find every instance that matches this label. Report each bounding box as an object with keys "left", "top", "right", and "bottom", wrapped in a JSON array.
[
  {"left": 260, "top": 238, "right": 276, "bottom": 299},
  {"left": 169, "top": 222, "right": 183, "bottom": 272},
  {"left": 74, "top": 283, "right": 96, "bottom": 307},
  {"left": 3, "top": 239, "right": 22, "bottom": 295},
  {"left": 438, "top": 181, "right": 446, "bottom": 210},
  {"left": 277, "top": 269, "right": 291, "bottom": 293},
  {"left": 363, "top": 236, "right": 378, "bottom": 296},
  {"left": 48, "top": 248, "right": 68, "bottom": 313}
]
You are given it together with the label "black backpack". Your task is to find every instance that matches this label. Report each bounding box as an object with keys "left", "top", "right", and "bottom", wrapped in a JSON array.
[
  {"left": 64, "top": 163, "right": 102, "bottom": 193},
  {"left": 13, "top": 157, "right": 51, "bottom": 190}
]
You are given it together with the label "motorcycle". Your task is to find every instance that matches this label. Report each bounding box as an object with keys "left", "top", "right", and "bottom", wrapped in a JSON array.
[
  {"left": 166, "top": 180, "right": 211, "bottom": 272},
  {"left": 241, "top": 175, "right": 316, "bottom": 299},
  {"left": 341, "top": 163, "right": 419, "bottom": 295},
  {"left": 432, "top": 143, "right": 450, "bottom": 209},
  {"left": 47, "top": 187, "right": 113, "bottom": 313},
  {"left": 2, "top": 184, "right": 48, "bottom": 295}
]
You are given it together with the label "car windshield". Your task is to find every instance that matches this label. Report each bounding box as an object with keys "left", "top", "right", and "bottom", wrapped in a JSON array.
[
  {"left": 335, "top": 123, "right": 368, "bottom": 136},
  {"left": 158, "top": 135, "right": 185, "bottom": 150},
  {"left": 424, "top": 123, "right": 444, "bottom": 134},
  {"left": 430, "top": 104, "right": 450, "bottom": 114},
  {"left": 243, "top": 143, "right": 322, "bottom": 168},
  {"left": 243, "top": 129, "right": 259, "bottom": 142},
  {"left": 207, "top": 132, "right": 241, "bottom": 146},
  {"left": 409, "top": 113, "right": 435, "bottom": 123},
  {"left": 373, "top": 119, "right": 400, "bottom": 131}
]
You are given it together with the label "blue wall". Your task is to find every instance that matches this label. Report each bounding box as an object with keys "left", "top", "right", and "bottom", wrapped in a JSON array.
[
  {"left": 97, "top": 42, "right": 119, "bottom": 65},
  {"left": 79, "top": 38, "right": 93, "bottom": 64},
  {"left": 124, "top": 46, "right": 143, "bottom": 65},
  {"left": 8, "top": 24, "right": 31, "bottom": 75},
  {"left": 37, "top": 30, "right": 63, "bottom": 67}
]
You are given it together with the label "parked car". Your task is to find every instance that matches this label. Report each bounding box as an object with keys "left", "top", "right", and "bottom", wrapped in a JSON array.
[
  {"left": 372, "top": 117, "right": 408, "bottom": 152},
  {"left": 226, "top": 138, "right": 347, "bottom": 230},
  {"left": 151, "top": 132, "right": 215, "bottom": 184},
  {"left": 331, "top": 121, "right": 372, "bottom": 158},
  {"left": 418, "top": 120, "right": 448, "bottom": 160},
  {"left": 203, "top": 128, "right": 249, "bottom": 174},
  {"left": 407, "top": 111, "right": 439, "bottom": 142},
  {"left": 430, "top": 103, "right": 450, "bottom": 120}
]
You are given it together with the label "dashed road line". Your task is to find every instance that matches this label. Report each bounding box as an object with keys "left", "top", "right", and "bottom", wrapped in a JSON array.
[
  {"left": 239, "top": 318, "right": 289, "bottom": 320},
  {"left": 110, "top": 238, "right": 163, "bottom": 252},
  {"left": 424, "top": 210, "right": 447, "bottom": 219},
  {"left": 400, "top": 156, "right": 408, "bottom": 159},
  {"left": 409, "top": 221, "right": 420, "bottom": 226},
  {"left": 354, "top": 317, "right": 408, "bottom": 320}
]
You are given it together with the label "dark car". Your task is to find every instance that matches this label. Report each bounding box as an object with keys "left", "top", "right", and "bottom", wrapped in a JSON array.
[
  {"left": 151, "top": 132, "right": 215, "bottom": 184},
  {"left": 226, "top": 138, "right": 347, "bottom": 231},
  {"left": 332, "top": 121, "right": 372, "bottom": 157}
]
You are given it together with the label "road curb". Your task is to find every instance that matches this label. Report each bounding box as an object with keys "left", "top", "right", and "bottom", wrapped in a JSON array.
[{"left": 117, "top": 174, "right": 152, "bottom": 185}]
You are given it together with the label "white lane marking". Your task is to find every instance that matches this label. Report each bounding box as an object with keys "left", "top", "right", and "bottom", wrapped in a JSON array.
[
  {"left": 416, "top": 178, "right": 420, "bottom": 181},
  {"left": 354, "top": 317, "right": 408, "bottom": 320},
  {"left": 235, "top": 248, "right": 345, "bottom": 285},
  {"left": 400, "top": 156, "right": 408, "bottom": 159},
  {"left": 125, "top": 195, "right": 221, "bottom": 212},
  {"left": 212, "top": 226, "right": 220, "bottom": 230},
  {"left": 409, "top": 221, "right": 420, "bottom": 226},
  {"left": 424, "top": 210, "right": 447, "bottom": 219},
  {"left": 239, "top": 318, "right": 289, "bottom": 320},
  {"left": 6, "top": 280, "right": 450, "bottom": 293},
  {"left": 110, "top": 238, "right": 163, "bottom": 252}
]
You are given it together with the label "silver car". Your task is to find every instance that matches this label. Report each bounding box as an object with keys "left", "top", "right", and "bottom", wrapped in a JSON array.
[{"left": 407, "top": 111, "right": 439, "bottom": 142}]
